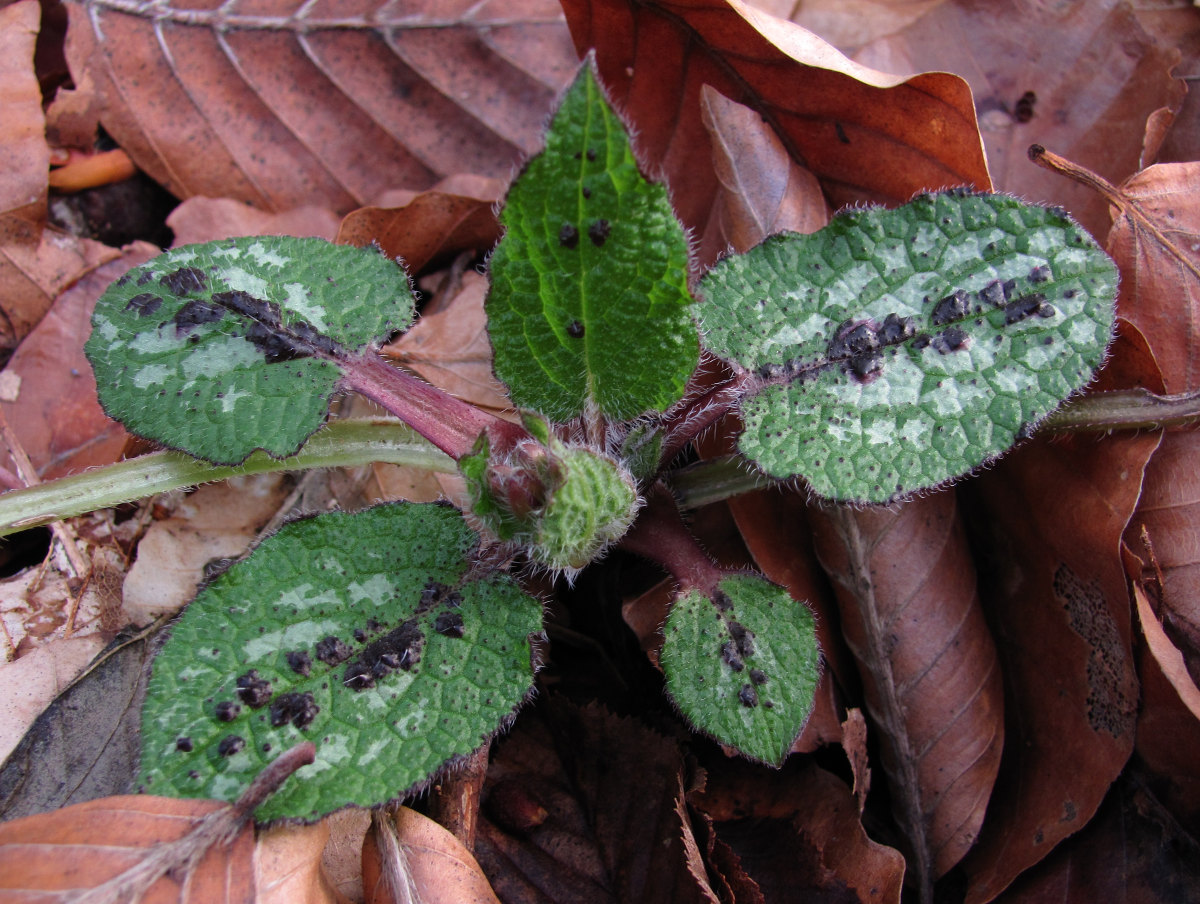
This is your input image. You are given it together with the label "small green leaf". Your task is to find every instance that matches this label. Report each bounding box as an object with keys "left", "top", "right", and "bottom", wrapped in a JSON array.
[
  {"left": 660, "top": 574, "right": 820, "bottom": 766},
  {"left": 698, "top": 191, "right": 1118, "bottom": 503},
  {"left": 87, "top": 236, "right": 415, "bottom": 464},
  {"left": 137, "top": 504, "right": 542, "bottom": 822},
  {"left": 487, "top": 60, "right": 698, "bottom": 421}
]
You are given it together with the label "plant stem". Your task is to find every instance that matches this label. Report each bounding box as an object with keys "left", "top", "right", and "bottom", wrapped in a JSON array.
[
  {"left": 0, "top": 419, "right": 453, "bottom": 537},
  {"left": 618, "top": 483, "right": 723, "bottom": 592},
  {"left": 656, "top": 366, "right": 753, "bottom": 467},
  {"left": 666, "top": 453, "right": 773, "bottom": 510},
  {"left": 340, "top": 354, "right": 528, "bottom": 460},
  {"left": 1044, "top": 387, "right": 1200, "bottom": 432}
]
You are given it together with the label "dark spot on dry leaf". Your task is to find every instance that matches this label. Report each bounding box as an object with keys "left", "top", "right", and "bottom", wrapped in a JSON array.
[{"left": 1015, "top": 90, "right": 1037, "bottom": 123}]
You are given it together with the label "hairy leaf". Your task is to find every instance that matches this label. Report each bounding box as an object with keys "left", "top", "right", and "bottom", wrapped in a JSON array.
[
  {"left": 137, "top": 504, "right": 543, "bottom": 822},
  {"left": 699, "top": 190, "right": 1117, "bottom": 503},
  {"left": 487, "top": 61, "right": 697, "bottom": 422},
  {"left": 86, "top": 235, "right": 415, "bottom": 464},
  {"left": 660, "top": 574, "right": 820, "bottom": 766}
]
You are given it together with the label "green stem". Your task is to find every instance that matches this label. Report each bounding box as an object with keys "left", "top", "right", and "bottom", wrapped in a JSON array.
[
  {"left": 1043, "top": 388, "right": 1200, "bottom": 432},
  {"left": 666, "top": 453, "right": 773, "bottom": 511},
  {"left": 0, "top": 418, "right": 453, "bottom": 537}
]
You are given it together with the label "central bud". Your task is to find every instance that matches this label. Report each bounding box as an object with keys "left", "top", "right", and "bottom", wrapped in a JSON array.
[{"left": 460, "top": 417, "right": 639, "bottom": 573}]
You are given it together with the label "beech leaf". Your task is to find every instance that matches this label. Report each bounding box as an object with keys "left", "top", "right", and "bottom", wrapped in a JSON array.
[
  {"left": 64, "top": 0, "right": 578, "bottom": 212},
  {"left": 487, "top": 61, "right": 697, "bottom": 422},
  {"left": 86, "top": 235, "right": 415, "bottom": 464},
  {"left": 659, "top": 574, "right": 821, "bottom": 766},
  {"left": 137, "top": 503, "right": 543, "bottom": 822},
  {"left": 699, "top": 190, "right": 1118, "bottom": 503}
]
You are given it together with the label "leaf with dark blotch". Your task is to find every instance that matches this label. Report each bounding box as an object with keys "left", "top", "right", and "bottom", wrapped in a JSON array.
[
  {"left": 64, "top": 0, "right": 578, "bottom": 213},
  {"left": 959, "top": 429, "right": 1157, "bottom": 904},
  {"left": 560, "top": 0, "right": 991, "bottom": 238},
  {"left": 810, "top": 491, "right": 1004, "bottom": 902},
  {"left": 854, "top": 0, "right": 1184, "bottom": 239},
  {"left": 474, "top": 699, "right": 717, "bottom": 904}
]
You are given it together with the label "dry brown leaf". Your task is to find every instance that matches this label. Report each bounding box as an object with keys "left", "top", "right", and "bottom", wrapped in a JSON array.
[
  {"left": 959, "top": 429, "right": 1159, "bottom": 904},
  {"left": 989, "top": 778, "right": 1200, "bottom": 904},
  {"left": 689, "top": 758, "right": 905, "bottom": 903},
  {"left": 1133, "top": 582, "right": 1200, "bottom": 722},
  {"left": 257, "top": 819, "right": 350, "bottom": 904},
  {"left": 1125, "top": 430, "right": 1200, "bottom": 689},
  {"left": 0, "top": 795, "right": 256, "bottom": 902},
  {"left": 64, "top": 0, "right": 578, "bottom": 214},
  {"left": 697, "top": 85, "right": 830, "bottom": 267},
  {"left": 0, "top": 634, "right": 106, "bottom": 762},
  {"left": 1105, "top": 161, "right": 1200, "bottom": 394},
  {"left": 474, "top": 699, "right": 713, "bottom": 904},
  {"left": 562, "top": 0, "right": 990, "bottom": 238},
  {"left": 854, "top": 0, "right": 1185, "bottom": 238},
  {"left": 784, "top": 0, "right": 948, "bottom": 54},
  {"left": 336, "top": 176, "right": 505, "bottom": 275},
  {"left": 809, "top": 491, "right": 1003, "bottom": 901},
  {"left": 383, "top": 272, "right": 512, "bottom": 417},
  {"left": 0, "top": 0, "right": 117, "bottom": 357},
  {"left": 167, "top": 197, "right": 342, "bottom": 246},
  {"left": 0, "top": 244, "right": 154, "bottom": 481},
  {"left": 121, "top": 473, "right": 293, "bottom": 626},
  {"left": 362, "top": 807, "right": 500, "bottom": 904}
]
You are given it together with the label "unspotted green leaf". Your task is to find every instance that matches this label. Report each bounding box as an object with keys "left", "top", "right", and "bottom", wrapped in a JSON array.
[
  {"left": 698, "top": 191, "right": 1117, "bottom": 503},
  {"left": 487, "top": 61, "right": 697, "bottom": 421},
  {"left": 87, "top": 236, "right": 415, "bottom": 464},
  {"left": 660, "top": 574, "right": 820, "bottom": 766},
  {"left": 137, "top": 504, "right": 542, "bottom": 822}
]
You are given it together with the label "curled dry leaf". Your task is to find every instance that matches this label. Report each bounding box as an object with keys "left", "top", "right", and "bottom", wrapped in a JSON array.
[
  {"left": 810, "top": 491, "right": 1004, "bottom": 901},
  {"left": 561, "top": 0, "right": 991, "bottom": 237},
  {"left": 1105, "top": 161, "right": 1200, "bottom": 394},
  {"left": 257, "top": 819, "right": 349, "bottom": 904},
  {"left": 854, "top": 0, "right": 1185, "bottom": 237},
  {"left": 336, "top": 175, "right": 505, "bottom": 275},
  {"left": 697, "top": 85, "right": 830, "bottom": 267},
  {"left": 474, "top": 699, "right": 714, "bottom": 904},
  {"left": 689, "top": 758, "right": 905, "bottom": 904},
  {"left": 166, "top": 197, "right": 342, "bottom": 246},
  {"left": 960, "top": 429, "right": 1157, "bottom": 904},
  {"left": 64, "top": 0, "right": 578, "bottom": 213},
  {"left": 1133, "top": 582, "right": 1200, "bottom": 722},
  {"left": 783, "top": 0, "right": 947, "bottom": 54},
  {"left": 362, "top": 807, "right": 500, "bottom": 904},
  {"left": 0, "top": 0, "right": 117, "bottom": 357}
]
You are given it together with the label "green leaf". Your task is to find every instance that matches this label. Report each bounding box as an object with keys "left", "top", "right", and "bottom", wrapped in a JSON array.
[
  {"left": 87, "top": 236, "right": 415, "bottom": 465},
  {"left": 486, "top": 60, "right": 698, "bottom": 422},
  {"left": 660, "top": 574, "right": 820, "bottom": 766},
  {"left": 698, "top": 191, "right": 1118, "bottom": 503},
  {"left": 137, "top": 504, "right": 542, "bottom": 822}
]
